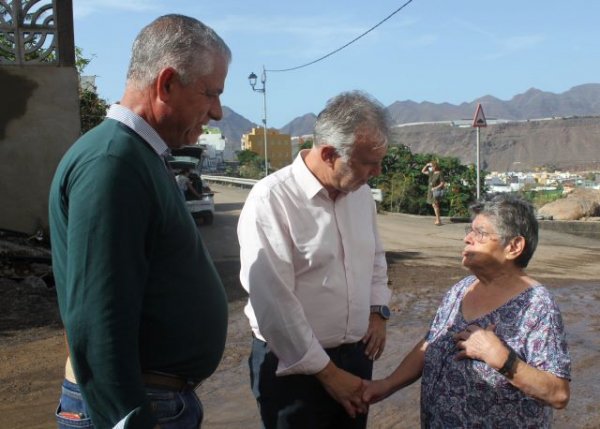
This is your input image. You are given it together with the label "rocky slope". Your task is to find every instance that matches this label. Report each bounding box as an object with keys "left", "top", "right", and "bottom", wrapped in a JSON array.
[
  {"left": 390, "top": 116, "right": 600, "bottom": 172},
  {"left": 214, "top": 84, "right": 600, "bottom": 171}
]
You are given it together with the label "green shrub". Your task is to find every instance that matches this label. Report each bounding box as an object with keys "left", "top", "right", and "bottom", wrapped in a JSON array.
[
  {"left": 370, "top": 145, "right": 483, "bottom": 218},
  {"left": 518, "top": 189, "right": 564, "bottom": 208}
]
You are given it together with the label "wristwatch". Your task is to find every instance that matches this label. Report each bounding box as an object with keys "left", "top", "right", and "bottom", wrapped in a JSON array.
[
  {"left": 498, "top": 346, "right": 518, "bottom": 377},
  {"left": 370, "top": 305, "right": 391, "bottom": 320}
]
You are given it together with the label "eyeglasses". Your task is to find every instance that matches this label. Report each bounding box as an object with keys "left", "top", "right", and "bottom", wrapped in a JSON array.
[{"left": 464, "top": 225, "right": 502, "bottom": 242}]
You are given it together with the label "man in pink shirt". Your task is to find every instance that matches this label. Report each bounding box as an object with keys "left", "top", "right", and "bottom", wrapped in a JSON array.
[{"left": 238, "top": 91, "right": 392, "bottom": 429}]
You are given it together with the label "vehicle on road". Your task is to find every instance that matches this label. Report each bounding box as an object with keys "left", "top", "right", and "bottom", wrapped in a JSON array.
[{"left": 168, "top": 145, "right": 214, "bottom": 225}]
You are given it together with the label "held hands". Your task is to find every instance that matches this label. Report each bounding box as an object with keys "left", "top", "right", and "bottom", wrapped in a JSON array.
[
  {"left": 317, "top": 317, "right": 388, "bottom": 417},
  {"left": 317, "top": 368, "right": 394, "bottom": 417},
  {"left": 361, "top": 378, "right": 393, "bottom": 405},
  {"left": 452, "top": 324, "right": 509, "bottom": 370},
  {"left": 316, "top": 363, "right": 368, "bottom": 418},
  {"left": 357, "top": 325, "right": 515, "bottom": 411}
]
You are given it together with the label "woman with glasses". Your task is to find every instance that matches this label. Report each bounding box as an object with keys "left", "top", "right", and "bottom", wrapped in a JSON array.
[{"left": 363, "top": 194, "right": 571, "bottom": 428}]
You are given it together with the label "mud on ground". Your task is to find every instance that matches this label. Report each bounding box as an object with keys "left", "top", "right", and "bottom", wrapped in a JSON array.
[{"left": 1, "top": 255, "right": 598, "bottom": 428}]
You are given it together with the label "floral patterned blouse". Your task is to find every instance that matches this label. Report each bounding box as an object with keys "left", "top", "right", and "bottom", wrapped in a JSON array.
[{"left": 421, "top": 276, "right": 571, "bottom": 428}]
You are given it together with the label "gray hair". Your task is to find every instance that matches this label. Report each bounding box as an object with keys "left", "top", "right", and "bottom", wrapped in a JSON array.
[
  {"left": 126, "top": 14, "right": 231, "bottom": 89},
  {"left": 469, "top": 194, "right": 539, "bottom": 268},
  {"left": 313, "top": 91, "right": 391, "bottom": 161}
]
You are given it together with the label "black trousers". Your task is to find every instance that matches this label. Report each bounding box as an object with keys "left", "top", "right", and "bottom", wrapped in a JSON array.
[{"left": 249, "top": 337, "right": 373, "bottom": 429}]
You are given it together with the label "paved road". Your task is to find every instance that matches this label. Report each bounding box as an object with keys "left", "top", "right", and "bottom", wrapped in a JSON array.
[{"left": 204, "top": 183, "right": 600, "bottom": 284}]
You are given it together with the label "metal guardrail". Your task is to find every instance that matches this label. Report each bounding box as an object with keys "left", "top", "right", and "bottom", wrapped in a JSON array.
[
  {"left": 202, "top": 175, "right": 383, "bottom": 201},
  {"left": 202, "top": 175, "right": 258, "bottom": 188}
]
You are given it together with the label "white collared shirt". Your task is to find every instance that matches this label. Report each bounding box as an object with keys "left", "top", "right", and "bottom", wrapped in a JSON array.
[
  {"left": 106, "top": 104, "right": 170, "bottom": 158},
  {"left": 238, "top": 151, "right": 390, "bottom": 376}
]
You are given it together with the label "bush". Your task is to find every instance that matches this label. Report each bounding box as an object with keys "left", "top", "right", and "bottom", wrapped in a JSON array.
[
  {"left": 518, "top": 189, "right": 564, "bottom": 208},
  {"left": 370, "top": 145, "right": 482, "bottom": 218}
]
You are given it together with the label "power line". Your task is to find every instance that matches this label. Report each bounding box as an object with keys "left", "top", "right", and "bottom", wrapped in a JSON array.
[{"left": 266, "top": 0, "right": 415, "bottom": 73}]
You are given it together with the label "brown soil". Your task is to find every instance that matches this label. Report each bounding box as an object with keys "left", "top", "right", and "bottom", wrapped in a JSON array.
[
  {"left": 1, "top": 192, "right": 599, "bottom": 428},
  {"left": 0, "top": 260, "right": 454, "bottom": 428},
  {"left": 1, "top": 259, "right": 598, "bottom": 428}
]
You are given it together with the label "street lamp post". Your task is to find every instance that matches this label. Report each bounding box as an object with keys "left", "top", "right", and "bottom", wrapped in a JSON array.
[{"left": 248, "top": 67, "right": 268, "bottom": 177}]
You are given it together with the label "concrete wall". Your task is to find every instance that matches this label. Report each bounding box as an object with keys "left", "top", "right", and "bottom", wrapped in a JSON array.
[
  {"left": 539, "top": 219, "right": 600, "bottom": 240},
  {"left": 0, "top": 66, "right": 80, "bottom": 234}
]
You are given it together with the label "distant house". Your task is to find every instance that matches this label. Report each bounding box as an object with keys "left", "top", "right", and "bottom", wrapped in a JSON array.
[
  {"left": 198, "top": 127, "right": 232, "bottom": 172},
  {"left": 241, "top": 128, "right": 292, "bottom": 170}
]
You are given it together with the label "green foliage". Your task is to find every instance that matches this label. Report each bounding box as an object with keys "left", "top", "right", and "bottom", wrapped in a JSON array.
[
  {"left": 517, "top": 189, "right": 564, "bottom": 208},
  {"left": 236, "top": 149, "right": 261, "bottom": 166},
  {"left": 0, "top": 29, "right": 56, "bottom": 63},
  {"left": 0, "top": 32, "right": 12, "bottom": 60},
  {"left": 236, "top": 150, "right": 266, "bottom": 179},
  {"left": 75, "top": 47, "right": 109, "bottom": 133},
  {"left": 370, "top": 145, "right": 482, "bottom": 217},
  {"left": 75, "top": 46, "right": 94, "bottom": 74},
  {"left": 0, "top": 4, "right": 58, "bottom": 63},
  {"left": 444, "top": 159, "right": 479, "bottom": 217},
  {"left": 79, "top": 88, "right": 109, "bottom": 134},
  {"left": 299, "top": 139, "right": 313, "bottom": 150}
]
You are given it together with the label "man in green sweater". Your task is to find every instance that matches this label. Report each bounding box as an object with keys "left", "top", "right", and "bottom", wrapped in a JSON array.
[{"left": 49, "top": 15, "right": 230, "bottom": 429}]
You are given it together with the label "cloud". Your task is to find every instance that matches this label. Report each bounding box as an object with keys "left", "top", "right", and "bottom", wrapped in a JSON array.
[
  {"left": 453, "top": 19, "right": 545, "bottom": 61},
  {"left": 483, "top": 34, "right": 545, "bottom": 60},
  {"left": 213, "top": 14, "right": 361, "bottom": 40},
  {"left": 213, "top": 13, "right": 374, "bottom": 62},
  {"left": 213, "top": 11, "right": 420, "bottom": 64},
  {"left": 501, "top": 34, "right": 545, "bottom": 51},
  {"left": 401, "top": 33, "right": 438, "bottom": 48},
  {"left": 73, "top": 0, "right": 161, "bottom": 19}
]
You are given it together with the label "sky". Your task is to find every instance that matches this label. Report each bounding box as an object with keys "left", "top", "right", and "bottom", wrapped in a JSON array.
[{"left": 72, "top": 0, "right": 600, "bottom": 128}]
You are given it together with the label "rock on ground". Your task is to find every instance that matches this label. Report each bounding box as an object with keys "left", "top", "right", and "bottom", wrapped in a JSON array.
[{"left": 538, "top": 188, "right": 600, "bottom": 220}]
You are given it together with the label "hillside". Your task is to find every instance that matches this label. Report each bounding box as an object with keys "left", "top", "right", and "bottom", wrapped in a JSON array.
[
  {"left": 280, "top": 113, "right": 317, "bottom": 137},
  {"left": 213, "top": 84, "right": 600, "bottom": 171},
  {"left": 208, "top": 106, "right": 255, "bottom": 147},
  {"left": 391, "top": 116, "right": 600, "bottom": 172},
  {"left": 387, "top": 83, "right": 600, "bottom": 124}
]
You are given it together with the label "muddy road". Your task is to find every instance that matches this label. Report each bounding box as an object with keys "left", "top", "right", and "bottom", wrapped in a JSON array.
[{"left": 1, "top": 184, "right": 598, "bottom": 428}]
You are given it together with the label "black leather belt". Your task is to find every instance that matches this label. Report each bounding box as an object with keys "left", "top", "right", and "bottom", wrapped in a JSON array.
[{"left": 142, "top": 371, "right": 201, "bottom": 391}]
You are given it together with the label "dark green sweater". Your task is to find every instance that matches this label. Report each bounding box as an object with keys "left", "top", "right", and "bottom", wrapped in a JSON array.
[{"left": 49, "top": 119, "right": 228, "bottom": 428}]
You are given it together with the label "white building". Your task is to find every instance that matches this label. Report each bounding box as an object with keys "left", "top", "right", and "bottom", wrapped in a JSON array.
[{"left": 198, "top": 127, "right": 237, "bottom": 172}]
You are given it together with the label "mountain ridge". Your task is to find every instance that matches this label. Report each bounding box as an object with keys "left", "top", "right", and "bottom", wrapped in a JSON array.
[{"left": 212, "top": 84, "right": 600, "bottom": 171}]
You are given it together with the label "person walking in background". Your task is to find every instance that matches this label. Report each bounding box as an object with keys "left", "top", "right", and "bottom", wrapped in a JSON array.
[
  {"left": 363, "top": 194, "right": 570, "bottom": 427},
  {"left": 422, "top": 160, "right": 445, "bottom": 225},
  {"left": 49, "top": 15, "right": 231, "bottom": 428},
  {"left": 238, "top": 91, "right": 392, "bottom": 429}
]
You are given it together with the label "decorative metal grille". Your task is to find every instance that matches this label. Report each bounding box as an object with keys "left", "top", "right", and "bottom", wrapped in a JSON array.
[{"left": 0, "top": 0, "right": 59, "bottom": 65}]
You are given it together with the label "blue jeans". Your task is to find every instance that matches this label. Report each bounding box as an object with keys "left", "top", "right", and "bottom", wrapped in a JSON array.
[
  {"left": 249, "top": 338, "right": 373, "bottom": 429},
  {"left": 55, "top": 379, "right": 203, "bottom": 429}
]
